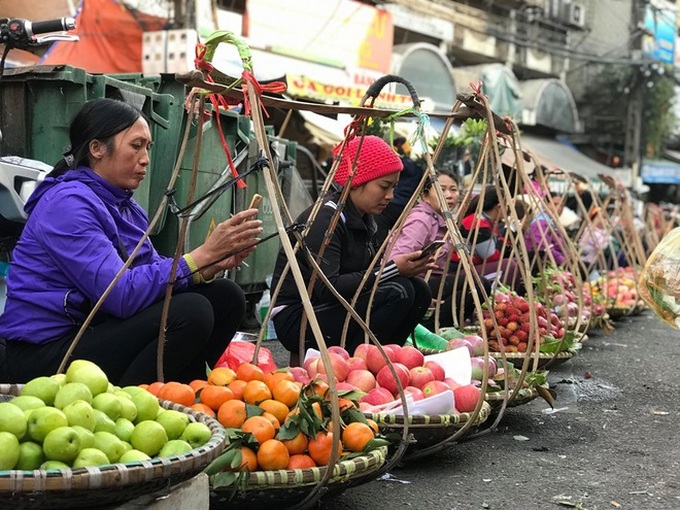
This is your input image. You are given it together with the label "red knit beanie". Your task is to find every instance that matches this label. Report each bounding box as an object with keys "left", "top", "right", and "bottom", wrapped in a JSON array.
[{"left": 333, "top": 135, "right": 404, "bottom": 188}]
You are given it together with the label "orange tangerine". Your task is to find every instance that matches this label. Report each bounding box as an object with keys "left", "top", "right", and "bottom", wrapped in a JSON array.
[
  {"left": 259, "top": 399, "right": 289, "bottom": 425},
  {"left": 228, "top": 379, "right": 247, "bottom": 401},
  {"left": 261, "top": 411, "right": 280, "bottom": 431},
  {"left": 257, "top": 439, "right": 289, "bottom": 471},
  {"left": 264, "top": 371, "right": 295, "bottom": 393},
  {"left": 365, "top": 418, "right": 379, "bottom": 435},
  {"left": 287, "top": 454, "right": 316, "bottom": 470},
  {"left": 341, "top": 422, "right": 374, "bottom": 452},
  {"left": 338, "top": 398, "right": 356, "bottom": 412},
  {"left": 146, "top": 381, "right": 165, "bottom": 397},
  {"left": 243, "top": 380, "right": 272, "bottom": 405},
  {"left": 189, "top": 379, "right": 209, "bottom": 393},
  {"left": 235, "top": 363, "right": 265, "bottom": 383},
  {"left": 307, "top": 379, "right": 329, "bottom": 398},
  {"left": 207, "top": 367, "right": 237, "bottom": 386},
  {"left": 158, "top": 381, "right": 195, "bottom": 407},
  {"left": 279, "top": 431, "right": 309, "bottom": 455},
  {"left": 190, "top": 403, "right": 216, "bottom": 417},
  {"left": 199, "top": 385, "right": 234, "bottom": 411},
  {"left": 272, "top": 380, "right": 301, "bottom": 408},
  {"left": 307, "top": 431, "right": 341, "bottom": 466},
  {"left": 238, "top": 446, "right": 258, "bottom": 472},
  {"left": 241, "top": 415, "right": 276, "bottom": 444},
  {"left": 217, "top": 399, "right": 247, "bottom": 429}
]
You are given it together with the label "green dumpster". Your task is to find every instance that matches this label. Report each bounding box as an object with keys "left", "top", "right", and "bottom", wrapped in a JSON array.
[{"left": 0, "top": 65, "right": 180, "bottom": 231}]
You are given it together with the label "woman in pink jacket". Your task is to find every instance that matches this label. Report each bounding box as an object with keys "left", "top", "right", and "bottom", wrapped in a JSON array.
[{"left": 388, "top": 171, "right": 490, "bottom": 327}]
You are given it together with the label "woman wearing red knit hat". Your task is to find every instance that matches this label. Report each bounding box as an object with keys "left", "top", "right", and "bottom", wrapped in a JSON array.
[{"left": 270, "top": 135, "right": 435, "bottom": 361}]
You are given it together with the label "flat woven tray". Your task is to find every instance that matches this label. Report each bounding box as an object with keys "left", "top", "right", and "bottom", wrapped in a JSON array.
[
  {"left": 606, "top": 305, "right": 633, "bottom": 319},
  {"left": 364, "top": 401, "right": 491, "bottom": 452},
  {"left": 0, "top": 384, "right": 226, "bottom": 510},
  {"left": 489, "top": 349, "right": 575, "bottom": 369},
  {"left": 210, "top": 446, "right": 387, "bottom": 510},
  {"left": 485, "top": 383, "right": 547, "bottom": 413}
]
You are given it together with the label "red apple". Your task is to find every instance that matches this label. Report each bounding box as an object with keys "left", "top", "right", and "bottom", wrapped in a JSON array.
[
  {"left": 444, "top": 377, "right": 463, "bottom": 392},
  {"left": 422, "top": 380, "right": 450, "bottom": 398},
  {"left": 327, "top": 345, "right": 350, "bottom": 360},
  {"left": 366, "top": 345, "right": 388, "bottom": 375},
  {"left": 346, "top": 369, "right": 377, "bottom": 393},
  {"left": 316, "top": 353, "right": 350, "bottom": 382},
  {"left": 423, "top": 360, "right": 446, "bottom": 381},
  {"left": 454, "top": 384, "right": 482, "bottom": 413},
  {"left": 304, "top": 358, "right": 320, "bottom": 378},
  {"left": 353, "top": 343, "right": 371, "bottom": 361},
  {"left": 409, "top": 366, "right": 435, "bottom": 390},
  {"left": 289, "top": 366, "right": 310, "bottom": 383},
  {"left": 336, "top": 381, "right": 358, "bottom": 392},
  {"left": 359, "top": 387, "right": 394, "bottom": 406},
  {"left": 346, "top": 357, "right": 368, "bottom": 372},
  {"left": 376, "top": 363, "right": 411, "bottom": 395},
  {"left": 395, "top": 345, "right": 425, "bottom": 370},
  {"left": 383, "top": 344, "right": 402, "bottom": 358},
  {"left": 402, "top": 386, "right": 425, "bottom": 402}
]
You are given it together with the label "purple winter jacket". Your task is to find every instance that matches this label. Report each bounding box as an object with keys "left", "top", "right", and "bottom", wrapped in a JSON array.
[
  {"left": 523, "top": 215, "right": 567, "bottom": 266},
  {"left": 0, "top": 167, "right": 195, "bottom": 344}
]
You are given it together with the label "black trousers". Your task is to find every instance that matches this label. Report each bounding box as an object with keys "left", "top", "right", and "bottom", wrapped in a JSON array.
[
  {"left": 4, "top": 279, "right": 245, "bottom": 385},
  {"left": 273, "top": 276, "right": 432, "bottom": 356}
]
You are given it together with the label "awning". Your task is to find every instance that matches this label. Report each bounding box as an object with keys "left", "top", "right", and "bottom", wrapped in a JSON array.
[
  {"left": 520, "top": 79, "right": 581, "bottom": 133},
  {"left": 392, "top": 43, "right": 457, "bottom": 113},
  {"left": 451, "top": 63, "right": 523, "bottom": 120},
  {"left": 520, "top": 134, "right": 630, "bottom": 186}
]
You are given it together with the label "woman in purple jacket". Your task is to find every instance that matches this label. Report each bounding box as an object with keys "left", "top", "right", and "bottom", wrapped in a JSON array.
[{"left": 0, "top": 99, "right": 262, "bottom": 384}]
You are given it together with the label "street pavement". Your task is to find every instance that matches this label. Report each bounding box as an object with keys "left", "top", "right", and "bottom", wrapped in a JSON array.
[{"left": 265, "top": 310, "right": 680, "bottom": 510}]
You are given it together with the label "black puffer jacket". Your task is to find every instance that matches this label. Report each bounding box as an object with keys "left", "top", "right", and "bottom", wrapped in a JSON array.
[{"left": 271, "top": 193, "right": 399, "bottom": 306}]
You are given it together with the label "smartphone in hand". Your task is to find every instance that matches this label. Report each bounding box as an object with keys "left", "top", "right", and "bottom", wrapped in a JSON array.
[
  {"left": 242, "top": 194, "right": 263, "bottom": 223},
  {"left": 248, "top": 193, "right": 263, "bottom": 210},
  {"left": 415, "top": 239, "right": 445, "bottom": 260}
]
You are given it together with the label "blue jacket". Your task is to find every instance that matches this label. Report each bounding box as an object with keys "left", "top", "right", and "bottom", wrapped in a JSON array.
[{"left": 0, "top": 167, "right": 194, "bottom": 344}]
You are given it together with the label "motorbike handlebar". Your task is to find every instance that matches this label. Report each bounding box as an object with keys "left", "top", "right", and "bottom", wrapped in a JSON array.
[
  {"left": 27, "top": 17, "right": 76, "bottom": 37},
  {"left": 1, "top": 17, "right": 76, "bottom": 49}
]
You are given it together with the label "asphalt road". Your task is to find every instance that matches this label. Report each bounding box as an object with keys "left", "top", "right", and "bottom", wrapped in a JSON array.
[{"left": 266, "top": 310, "right": 680, "bottom": 510}]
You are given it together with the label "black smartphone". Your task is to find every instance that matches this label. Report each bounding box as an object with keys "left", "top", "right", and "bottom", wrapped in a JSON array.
[{"left": 415, "top": 239, "right": 446, "bottom": 260}]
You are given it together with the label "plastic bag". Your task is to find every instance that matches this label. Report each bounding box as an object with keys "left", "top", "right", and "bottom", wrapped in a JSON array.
[
  {"left": 214, "top": 340, "right": 278, "bottom": 373},
  {"left": 638, "top": 227, "right": 680, "bottom": 329}
]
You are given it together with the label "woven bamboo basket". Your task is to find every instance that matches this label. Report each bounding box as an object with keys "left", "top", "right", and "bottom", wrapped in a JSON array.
[
  {"left": 485, "top": 383, "right": 548, "bottom": 414},
  {"left": 606, "top": 305, "right": 632, "bottom": 320},
  {"left": 209, "top": 446, "right": 387, "bottom": 510},
  {"left": 0, "top": 384, "right": 226, "bottom": 510},
  {"left": 364, "top": 401, "right": 491, "bottom": 454},
  {"left": 489, "top": 349, "right": 575, "bottom": 369},
  {"left": 606, "top": 300, "right": 647, "bottom": 320}
]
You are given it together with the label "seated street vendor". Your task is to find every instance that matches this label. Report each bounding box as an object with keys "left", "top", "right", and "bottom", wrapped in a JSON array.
[
  {"left": 270, "top": 135, "right": 435, "bottom": 359},
  {"left": 386, "top": 170, "right": 491, "bottom": 327},
  {"left": 0, "top": 98, "right": 262, "bottom": 385}
]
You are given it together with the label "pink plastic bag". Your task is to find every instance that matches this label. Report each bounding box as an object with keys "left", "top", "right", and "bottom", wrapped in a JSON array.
[{"left": 214, "top": 340, "right": 278, "bottom": 373}]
